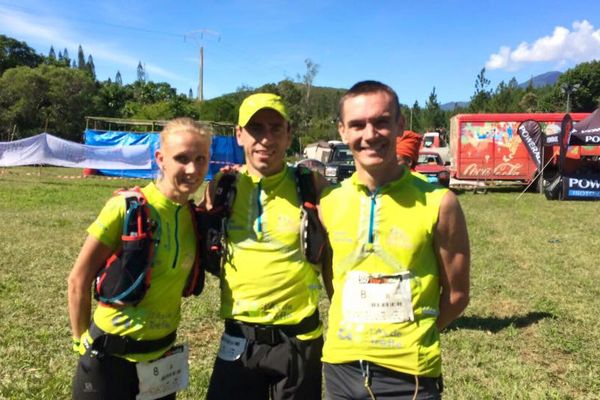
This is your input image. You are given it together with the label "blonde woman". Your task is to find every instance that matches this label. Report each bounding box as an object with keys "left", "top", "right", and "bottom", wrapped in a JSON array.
[{"left": 68, "top": 118, "right": 211, "bottom": 399}]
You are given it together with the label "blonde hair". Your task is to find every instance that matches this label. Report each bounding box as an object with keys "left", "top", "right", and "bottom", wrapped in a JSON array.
[{"left": 160, "top": 117, "right": 213, "bottom": 147}]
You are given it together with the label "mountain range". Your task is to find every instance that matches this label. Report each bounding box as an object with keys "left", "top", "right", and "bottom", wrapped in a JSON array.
[{"left": 440, "top": 71, "right": 562, "bottom": 111}]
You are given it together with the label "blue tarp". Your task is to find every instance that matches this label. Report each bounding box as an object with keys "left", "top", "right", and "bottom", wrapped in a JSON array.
[{"left": 84, "top": 129, "right": 244, "bottom": 180}]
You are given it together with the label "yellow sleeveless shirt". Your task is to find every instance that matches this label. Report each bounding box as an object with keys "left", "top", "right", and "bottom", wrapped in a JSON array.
[
  {"left": 83, "top": 182, "right": 197, "bottom": 362},
  {"left": 218, "top": 165, "right": 322, "bottom": 339},
  {"left": 321, "top": 170, "right": 447, "bottom": 377}
]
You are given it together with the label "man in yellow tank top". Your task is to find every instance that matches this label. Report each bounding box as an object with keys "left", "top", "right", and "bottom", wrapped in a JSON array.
[
  {"left": 320, "top": 81, "right": 470, "bottom": 399},
  {"left": 204, "top": 93, "right": 326, "bottom": 400}
]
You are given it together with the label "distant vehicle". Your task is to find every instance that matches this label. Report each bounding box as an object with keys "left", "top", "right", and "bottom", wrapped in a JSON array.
[
  {"left": 323, "top": 143, "right": 355, "bottom": 183},
  {"left": 415, "top": 151, "right": 450, "bottom": 188},
  {"left": 448, "top": 113, "right": 596, "bottom": 189},
  {"left": 421, "top": 131, "right": 450, "bottom": 165},
  {"left": 302, "top": 141, "right": 332, "bottom": 163}
]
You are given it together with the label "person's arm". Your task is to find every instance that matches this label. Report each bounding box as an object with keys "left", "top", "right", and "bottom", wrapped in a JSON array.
[
  {"left": 320, "top": 238, "right": 334, "bottom": 300},
  {"left": 433, "top": 191, "right": 470, "bottom": 330},
  {"left": 314, "top": 172, "right": 334, "bottom": 299},
  {"left": 67, "top": 235, "right": 113, "bottom": 339}
]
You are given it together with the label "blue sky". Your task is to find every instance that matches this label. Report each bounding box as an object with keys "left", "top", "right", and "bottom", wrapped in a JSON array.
[{"left": 1, "top": 0, "right": 599, "bottom": 106}]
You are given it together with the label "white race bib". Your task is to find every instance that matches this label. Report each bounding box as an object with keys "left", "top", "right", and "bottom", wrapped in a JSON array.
[
  {"left": 217, "top": 332, "right": 247, "bottom": 361},
  {"left": 136, "top": 344, "right": 189, "bottom": 400},
  {"left": 342, "top": 271, "right": 414, "bottom": 323}
]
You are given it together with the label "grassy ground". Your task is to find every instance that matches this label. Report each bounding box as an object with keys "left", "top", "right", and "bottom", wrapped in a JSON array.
[{"left": 1, "top": 167, "right": 599, "bottom": 399}]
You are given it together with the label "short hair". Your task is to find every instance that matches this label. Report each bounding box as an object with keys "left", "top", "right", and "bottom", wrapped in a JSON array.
[
  {"left": 338, "top": 80, "right": 401, "bottom": 122},
  {"left": 160, "top": 117, "right": 212, "bottom": 147}
]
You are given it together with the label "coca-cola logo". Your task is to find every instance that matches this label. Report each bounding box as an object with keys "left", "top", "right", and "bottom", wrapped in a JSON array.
[{"left": 462, "top": 162, "right": 523, "bottom": 177}]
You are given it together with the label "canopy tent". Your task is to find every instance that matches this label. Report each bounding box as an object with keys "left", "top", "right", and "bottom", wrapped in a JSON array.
[
  {"left": 555, "top": 109, "right": 600, "bottom": 200},
  {"left": 84, "top": 129, "right": 244, "bottom": 180},
  {"left": 568, "top": 108, "right": 600, "bottom": 145}
]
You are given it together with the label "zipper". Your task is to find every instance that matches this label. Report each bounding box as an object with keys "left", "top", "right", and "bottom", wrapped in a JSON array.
[
  {"left": 368, "top": 187, "right": 380, "bottom": 245},
  {"left": 256, "top": 180, "right": 263, "bottom": 234},
  {"left": 171, "top": 205, "right": 181, "bottom": 268}
]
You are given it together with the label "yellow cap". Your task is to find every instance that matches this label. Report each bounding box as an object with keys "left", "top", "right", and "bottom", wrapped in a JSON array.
[{"left": 238, "top": 93, "right": 289, "bottom": 127}]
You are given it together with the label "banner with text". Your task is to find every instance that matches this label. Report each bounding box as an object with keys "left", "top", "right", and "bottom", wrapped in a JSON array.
[
  {"left": 0, "top": 133, "right": 151, "bottom": 169},
  {"left": 517, "top": 120, "right": 543, "bottom": 169}
]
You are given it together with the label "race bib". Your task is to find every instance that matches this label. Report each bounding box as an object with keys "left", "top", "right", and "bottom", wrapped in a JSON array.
[
  {"left": 342, "top": 271, "right": 414, "bottom": 323},
  {"left": 136, "top": 344, "right": 189, "bottom": 400},
  {"left": 217, "top": 333, "right": 247, "bottom": 361}
]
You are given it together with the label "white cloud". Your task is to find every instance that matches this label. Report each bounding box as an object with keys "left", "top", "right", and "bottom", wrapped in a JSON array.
[
  {"left": 486, "top": 20, "right": 600, "bottom": 71},
  {"left": 0, "top": 5, "right": 182, "bottom": 81}
]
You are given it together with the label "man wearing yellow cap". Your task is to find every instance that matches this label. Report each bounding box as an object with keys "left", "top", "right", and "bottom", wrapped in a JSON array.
[
  {"left": 204, "top": 93, "right": 325, "bottom": 400},
  {"left": 320, "top": 81, "right": 470, "bottom": 399}
]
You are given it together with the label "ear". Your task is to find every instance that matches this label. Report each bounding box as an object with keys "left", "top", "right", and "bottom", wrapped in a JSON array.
[
  {"left": 235, "top": 126, "right": 244, "bottom": 146},
  {"left": 155, "top": 149, "right": 164, "bottom": 169},
  {"left": 338, "top": 121, "right": 348, "bottom": 144}
]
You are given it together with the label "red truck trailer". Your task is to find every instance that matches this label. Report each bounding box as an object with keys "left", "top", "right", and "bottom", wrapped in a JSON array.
[{"left": 449, "top": 113, "right": 597, "bottom": 187}]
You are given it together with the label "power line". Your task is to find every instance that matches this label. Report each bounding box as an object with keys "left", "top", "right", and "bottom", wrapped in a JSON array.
[{"left": 0, "top": 1, "right": 184, "bottom": 39}]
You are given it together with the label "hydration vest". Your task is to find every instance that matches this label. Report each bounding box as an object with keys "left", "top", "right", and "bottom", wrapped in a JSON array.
[
  {"left": 197, "top": 166, "right": 328, "bottom": 277},
  {"left": 94, "top": 187, "right": 204, "bottom": 307}
]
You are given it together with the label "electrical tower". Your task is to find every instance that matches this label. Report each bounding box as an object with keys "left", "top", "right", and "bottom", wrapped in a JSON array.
[{"left": 184, "top": 29, "right": 220, "bottom": 102}]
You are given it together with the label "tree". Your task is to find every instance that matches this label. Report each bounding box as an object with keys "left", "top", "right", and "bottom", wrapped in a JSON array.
[
  {"left": 519, "top": 92, "right": 538, "bottom": 112},
  {"left": 489, "top": 80, "right": 522, "bottom": 113},
  {"left": 86, "top": 55, "right": 95, "bottom": 79},
  {"left": 136, "top": 61, "right": 146, "bottom": 82},
  {"left": 301, "top": 58, "right": 319, "bottom": 104},
  {"left": 469, "top": 68, "right": 492, "bottom": 112},
  {"left": 77, "top": 45, "right": 85, "bottom": 70},
  {"left": 556, "top": 60, "right": 600, "bottom": 111},
  {"left": 63, "top": 48, "right": 70, "bottom": 67},
  {"left": 0, "top": 35, "right": 43, "bottom": 75},
  {"left": 115, "top": 70, "right": 122, "bottom": 86},
  {"left": 422, "top": 87, "right": 445, "bottom": 131},
  {"left": 0, "top": 65, "right": 96, "bottom": 139},
  {"left": 410, "top": 100, "right": 422, "bottom": 132},
  {"left": 48, "top": 46, "right": 56, "bottom": 61}
]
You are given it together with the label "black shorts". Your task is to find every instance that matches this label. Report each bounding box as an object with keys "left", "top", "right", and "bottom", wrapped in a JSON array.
[
  {"left": 206, "top": 333, "right": 323, "bottom": 400},
  {"left": 72, "top": 351, "right": 176, "bottom": 400},
  {"left": 324, "top": 361, "right": 442, "bottom": 400}
]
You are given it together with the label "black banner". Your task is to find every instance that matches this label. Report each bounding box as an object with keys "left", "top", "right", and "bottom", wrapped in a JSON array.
[
  {"left": 568, "top": 108, "right": 600, "bottom": 145},
  {"left": 517, "top": 120, "right": 543, "bottom": 169},
  {"left": 558, "top": 114, "right": 572, "bottom": 177}
]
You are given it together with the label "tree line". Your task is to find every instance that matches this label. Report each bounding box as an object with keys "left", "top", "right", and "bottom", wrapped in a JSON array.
[{"left": 1, "top": 34, "right": 599, "bottom": 150}]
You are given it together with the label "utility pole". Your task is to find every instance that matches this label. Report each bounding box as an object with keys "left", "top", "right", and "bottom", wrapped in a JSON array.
[
  {"left": 561, "top": 83, "right": 581, "bottom": 113},
  {"left": 199, "top": 46, "right": 204, "bottom": 102},
  {"left": 185, "top": 29, "right": 220, "bottom": 102}
]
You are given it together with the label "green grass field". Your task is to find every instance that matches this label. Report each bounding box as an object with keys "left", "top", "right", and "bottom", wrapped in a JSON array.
[{"left": 1, "top": 167, "right": 599, "bottom": 400}]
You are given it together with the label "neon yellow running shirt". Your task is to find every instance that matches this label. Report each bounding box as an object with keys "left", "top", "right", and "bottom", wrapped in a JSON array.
[
  {"left": 82, "top": 182, "right": 196, "bottom": 362},
  {"left": 321, "top": 170, "right": 447, "bottom": 377},
  {"left": 218, "top": 165, "right": 322, "bottom": 339}
]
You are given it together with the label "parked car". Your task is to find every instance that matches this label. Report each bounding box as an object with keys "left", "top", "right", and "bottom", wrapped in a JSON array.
[
  {"left": 323, "top": 143, "right": 355, "bottom": 183},
  {"left": 415, "top": 151, "right": 450, "bottom": 188}
]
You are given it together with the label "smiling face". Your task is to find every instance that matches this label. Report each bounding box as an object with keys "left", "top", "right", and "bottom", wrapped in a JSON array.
[
  {"left": 338, "top": 91, "right": 404, "bottom": 177},
  {"left": 155, "top": 127, "right": 211, "bottom": 203},
  {"left": 236, "top": 108, "right": 292, "bottom": 178}
]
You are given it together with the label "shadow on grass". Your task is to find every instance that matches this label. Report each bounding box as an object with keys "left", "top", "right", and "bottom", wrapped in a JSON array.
[{"left": 447, "top": 311, "right": 555, "bottom": 333}]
